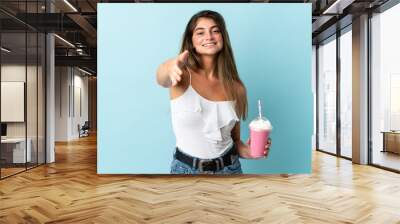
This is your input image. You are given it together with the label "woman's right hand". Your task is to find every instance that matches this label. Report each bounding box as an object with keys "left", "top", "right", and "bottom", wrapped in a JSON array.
[{"left": 168, "top": 50, "right": 189, "bottom": 86}]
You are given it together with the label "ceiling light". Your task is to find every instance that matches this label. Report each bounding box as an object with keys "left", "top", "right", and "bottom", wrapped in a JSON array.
[
  {"left": 54, "top": 34, "right": 75, "bottom": 48},
  {"left": 63, "top": 0, "right": 78, "bottom": 12},
  {"left": 1, "top": 47, "right": 11, "bottom": 53},
  {"left": 76, "top": 48, "right": 85, "bottom": 55},
  {"left": 323, "top": 0, "right": 355, "bottom": 15},
  {"left": 78, "top": 67, "right": 93, "bottom": 76}
]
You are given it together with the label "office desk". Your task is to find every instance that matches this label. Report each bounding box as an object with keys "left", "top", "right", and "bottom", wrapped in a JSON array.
[
  {"left": 381, "top": 131, "right": 400, "bottom": 154},
  {"left": 1, "top": 138, "right": 31, "bottom": 163}
]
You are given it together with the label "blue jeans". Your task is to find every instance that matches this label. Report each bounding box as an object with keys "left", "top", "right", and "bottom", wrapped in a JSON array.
[{"left": 170, "top": 148, "right": 243, "bottom": 174}]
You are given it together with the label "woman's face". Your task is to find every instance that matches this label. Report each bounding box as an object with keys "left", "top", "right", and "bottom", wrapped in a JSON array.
[{"left": 192, "top": 17, "right": 223, "bottom": 56}]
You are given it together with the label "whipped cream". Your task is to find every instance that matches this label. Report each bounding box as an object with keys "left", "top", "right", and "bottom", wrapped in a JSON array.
[{"left": 249, "top": 118, "right": 272, "bottom": 131}]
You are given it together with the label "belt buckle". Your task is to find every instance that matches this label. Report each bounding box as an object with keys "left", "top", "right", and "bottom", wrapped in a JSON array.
[{"left": 198, "top": 160, "right": 217, "bottom": 172}]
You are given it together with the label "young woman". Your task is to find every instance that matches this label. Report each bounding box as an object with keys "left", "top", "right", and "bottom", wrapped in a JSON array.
[{"left": 156, "top": 10, "right": 271, "bottom": 174}]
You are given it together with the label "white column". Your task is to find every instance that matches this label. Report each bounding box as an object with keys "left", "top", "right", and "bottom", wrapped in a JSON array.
[
  {"left": 46, "top": 33, "right": 55, "bottom": 163},
  {"left": 45, "top": 1, "right": 55, "bottom": 163}
]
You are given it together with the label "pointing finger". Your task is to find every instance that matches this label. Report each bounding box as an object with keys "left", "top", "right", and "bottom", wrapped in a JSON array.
[
  {"left": 173, "top": 73, "right": 181, "bottom": 82},
  {"left": 173, "top": 66, "right": 183, "bottom": 76}
]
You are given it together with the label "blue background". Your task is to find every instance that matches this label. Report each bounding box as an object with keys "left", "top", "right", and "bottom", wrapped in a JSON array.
[{"left": 98, "top": 3, "right": 312, "bottom": 174}]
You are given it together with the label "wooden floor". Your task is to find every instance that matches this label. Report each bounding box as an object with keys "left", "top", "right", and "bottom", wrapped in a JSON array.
[
  {"left": 1, "top": 163, "right": 45, "bottom": 178},
  {"left": 1, "top": 134, "right": 400, "bottom": 223},
  {"left": 0, "top": 167, "right": 26, "bottom": 178}
]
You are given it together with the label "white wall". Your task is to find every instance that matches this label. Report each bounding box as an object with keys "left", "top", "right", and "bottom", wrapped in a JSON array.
[
  {"left": 1, "top": 64, "right": 46, "bottom": 163},
  {"left": 72, "top": 73, "right": 89, "bottom": 138},
  {"left": 55, "top": 67, "right": 89, "bottom": 141},
  {"left": 55, "top": 66, "right": 69, "bottom": 141},
  {"left": 1, "top": 65, "right": 26, "bottom": 135},
  {"left": 1, "top": 65, "right": 41, "bottom": 137},
  {"left": 1, "top": 82, "right": 25, "bottom": 122}
]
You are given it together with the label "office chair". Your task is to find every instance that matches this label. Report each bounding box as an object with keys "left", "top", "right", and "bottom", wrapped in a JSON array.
[{"left": 79, "top": 121, "right": 90, "bottom": 138}]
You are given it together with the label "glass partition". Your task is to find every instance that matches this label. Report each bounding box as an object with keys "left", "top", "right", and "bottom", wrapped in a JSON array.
[
  {"left": 27, "top": 31, "right": 38, "bottom": 169},
  {"left": 371, "top": 3, "right": 400, "bottom": 171},
  {"left": 38, "top": 32, "right": 45, "bottom": 165},
  {"left": 0, "top": 1, "right": 46, "bottom": 179},
  {"left": 339, "top": 28, "right": 352, "bottom": 158},
  {"left": 317, "top": 36, "right": 337, "bottom": 154},
  {"left": 1, "top": 31, "right": 28, "bottom": 177}
]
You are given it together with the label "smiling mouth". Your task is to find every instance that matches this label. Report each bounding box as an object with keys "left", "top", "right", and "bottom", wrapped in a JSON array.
[{"left": 202, "top": 43, "right": 216, "bottom": 47}]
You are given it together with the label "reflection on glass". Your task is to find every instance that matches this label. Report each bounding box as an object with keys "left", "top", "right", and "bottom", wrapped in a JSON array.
[
  {"left": 340, "top": 29, "right": 352, "bottom": 158},
  {"left": 318, "top": 37, "right": 337, "bottom": 154},
  {"left": 0, "top": 1, "right": 46, "bottom": 179},
  {"left": 38, "top": 33, "right": 46, "bottom": 165},
  {"left": 27, "top": 32, "right": 38, "bottom": 169},
  {"left": 1, "top": 32, "right": 27, "bottom": 177},
  {"left": 371, "top": 3, "right": 400, "bottom": 171}
]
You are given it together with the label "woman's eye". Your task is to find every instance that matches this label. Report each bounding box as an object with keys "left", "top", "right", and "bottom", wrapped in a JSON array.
[
  {"left": 213, "top": 30, "right": 220, "bottom": 33},
  {"left": 196, "top": 32, "right": 204, "bottom": 35}
]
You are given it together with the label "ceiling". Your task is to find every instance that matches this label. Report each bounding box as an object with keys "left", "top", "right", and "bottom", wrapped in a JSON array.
[{"left": 0, "top": 0, "right": 393, "bottom": 75}]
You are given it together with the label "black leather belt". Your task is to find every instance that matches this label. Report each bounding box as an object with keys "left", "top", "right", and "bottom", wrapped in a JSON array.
[{"left": 174, "top": 145, "right": 238, "bottom": 172}]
